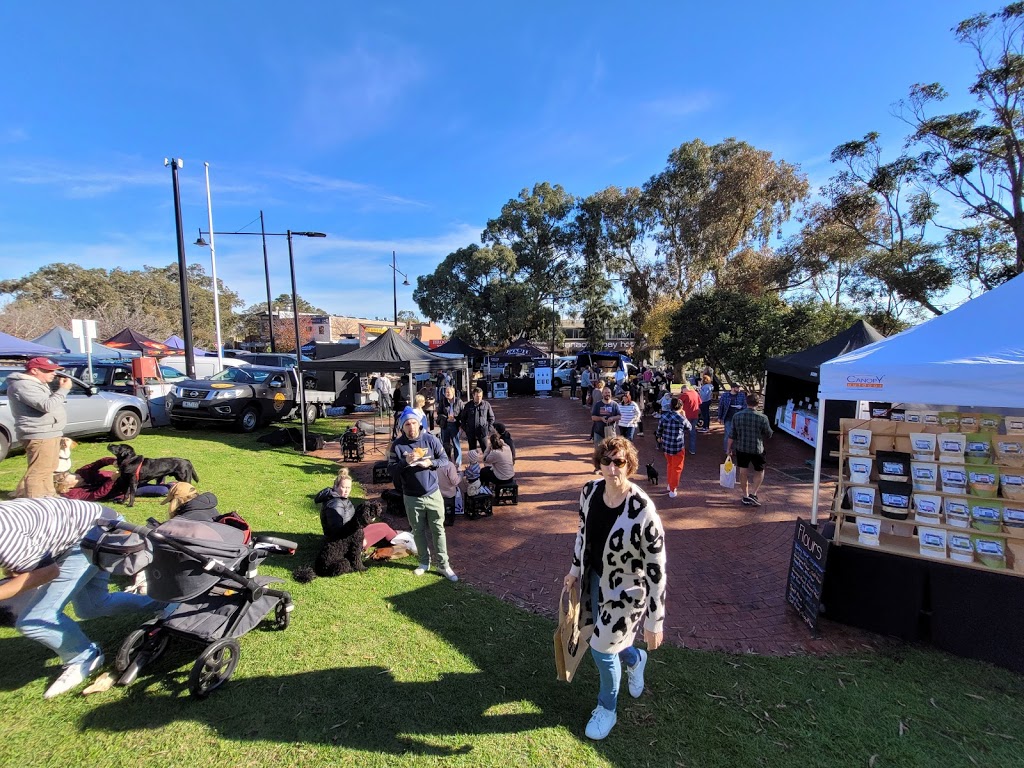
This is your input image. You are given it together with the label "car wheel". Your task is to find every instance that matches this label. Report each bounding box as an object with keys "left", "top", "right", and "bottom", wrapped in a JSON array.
[
  {"left": 303, "top": 403, "right": 318, "bottom": 425},
  {"left": 111, "top": 410, "right": 141, "bottom": 441},
  {"left": 0, "top": 431, "right": 9, "bottom": 462},
  {"left": 553, "top": 378, "right": 563, "bottom": 388},
  {"left": 236, "top": 407, "right": 260, "bottom": 433}
]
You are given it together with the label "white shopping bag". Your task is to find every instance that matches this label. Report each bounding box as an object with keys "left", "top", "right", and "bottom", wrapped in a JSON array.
[{"left": 720, "top": 458, "right": 736, "bottom": 489}]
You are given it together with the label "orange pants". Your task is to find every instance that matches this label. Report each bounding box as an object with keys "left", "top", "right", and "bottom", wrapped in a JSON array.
[{"left": 665, "top": 451, "right": 685, "bottom": 492}]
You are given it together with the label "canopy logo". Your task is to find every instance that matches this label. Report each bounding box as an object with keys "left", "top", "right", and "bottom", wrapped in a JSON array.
[{"left": 846, "top": 374, "right": 884, "bottom": 389}]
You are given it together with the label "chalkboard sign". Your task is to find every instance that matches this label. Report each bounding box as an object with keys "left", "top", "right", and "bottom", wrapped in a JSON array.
[{"left": 785, "top": 518, "right": 830, "bottom": 634}]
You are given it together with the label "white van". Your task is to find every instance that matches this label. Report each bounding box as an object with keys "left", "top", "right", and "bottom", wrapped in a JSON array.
[{"left": 161, "top": 355, "right": 249, "bottom": 380}]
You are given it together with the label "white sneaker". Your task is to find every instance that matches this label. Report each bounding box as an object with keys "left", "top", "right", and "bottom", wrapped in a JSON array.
[
  {"left": 44, "top": 648, "right": 104, "bottom": 699},
  {"left": 413, "top": 564, "right": 429, "bottom": 576},
  {"left": 440, "top": 566, "right": 459, "bottom": 582},
  {"left": 585, "top": 705, "right": 617, "bottom": 740},
  {"left": 627, "top": 648, "right": 647, "bottom": 698},
  {"left": 668, "top": 490, "right": 677, "bottom": 498}
]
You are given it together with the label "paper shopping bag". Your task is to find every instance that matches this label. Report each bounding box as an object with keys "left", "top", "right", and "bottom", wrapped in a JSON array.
[
  {"left": 720, "top": 458, "right": 737, "bottom": 489},
  {"left": 553, "top": 583, "right": 593, "bottom": 683}
]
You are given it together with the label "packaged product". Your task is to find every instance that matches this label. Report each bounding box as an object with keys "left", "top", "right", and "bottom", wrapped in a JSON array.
[
  {"left": 970, "top": 499, "right": 1003, "bottom": 533},
  {"left": 877, "top": 479, "right": 912, "bottom": 520},
  {"left": 913, "top": 493, "right": 942, "bottom": 524},
  {"left": 995, "top": 438, "right": 1024, "bottom": 468},
  {"left": 1001, "top": 469, "right": 1024, "bottom": 500},
  {"left": 965, "top": 433, "right": 993, "bottom": 465},
  {"left": 908, "top": 432, "right": 936, "bottom": 461},
  {"left": 918, "top": 527, "right": 947, "bottom": 559},
  {"left": 967, "top": 465, "right": 1000, "bottom": 498},
  {"left": 938, "top": 433, "right": 967, "bottom": 464},
  {"left": 939, "top": 464, "right": 968, "bottom": 494},
  {"left": 903, "top": 410, "right": 923, "bottom": 424},
  {"left": 856, "top": 516, "right": 880, "bottom": 546},
  {"left": 849, "top": 485, "right": 876, "bottom": 515},
  {"left": 948, "top": 532, "right": 974, "bottom": 563},
  {"left": 1004, "top": 416, "right": 1024, "bottom": 435},
  {"left": 921, "top": 411, "right": 941, "bottom": 427},
  {"left": 910, "top": 461, "right": 938, "bottom": 492},
  {"left": 1003, "top": 502, "right": 1024, "bottom": 528},
  {"left": 847, "top": 428, "right": 872, "bottom": 457},
  {"left": 944, "top": 496, "right": 971, "bottom": 528},
  {"left": 971, "top": 534, "right": 1006, "bottom": 569},
  {"left": 958, "top": 413, "right": 980, "bottom": 433},
  {"left": 848, "top": 456, "right": 872, "bottom": 485},
  {"left": 938, "top": 412, "right": 961, "bottom": 429},
  {"left": 875, "top": 451, "right": 911, "bottom": 482},
  {"left": 979, "top": 413, "right": 1001, "bottom": 433},
  {"left": 869, "top": 403, "right": 892, "bottom": 419},
  {"left": 890, "top": 409, "right": 906, "bottom": 422}
]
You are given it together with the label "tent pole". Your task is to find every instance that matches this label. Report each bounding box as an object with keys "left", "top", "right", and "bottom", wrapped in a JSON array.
[{"left": 810, "top": 398, "right": 827, "bottom": 525}]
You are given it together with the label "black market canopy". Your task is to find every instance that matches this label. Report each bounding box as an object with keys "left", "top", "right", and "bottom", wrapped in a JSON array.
[
  {"left": 765, "top": 320, "right": 885, "bottom": 382},
  {"left": 432, "top": 336, "right": 486, "bottom": 358},
  {"left": 304, "top": 328, "right": 466, "bottom": 375},
  {"left": 101, "top": 328, "right": 173, "bottom": 356},
  {"left": 489, "top": 340, "right": 547, "bottom": 363}
]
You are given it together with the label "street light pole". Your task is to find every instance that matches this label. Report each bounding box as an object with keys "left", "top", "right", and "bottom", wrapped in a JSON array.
[
  {"left": 287, "top": 230, "right": 310, "bottom": 456},
  {"left": 202, "top": 163, "right": 224, "bottom": 373},
  {"left": 389, "top": 250, "right": 411, "bottom": 328},
  {"left": 260, "top": 211, "right": 275, "bottom": 352},
  {"left": 165, "top": 157, "right": 196, "bottom": 380}
]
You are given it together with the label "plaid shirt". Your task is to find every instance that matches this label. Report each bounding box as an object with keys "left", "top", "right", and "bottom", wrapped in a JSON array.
[
  {"left": 655, "top": 410, "right": 691, "bottom": 455},
  {"left": 728, "top": 409, "right": 773, "bottom": 455}
]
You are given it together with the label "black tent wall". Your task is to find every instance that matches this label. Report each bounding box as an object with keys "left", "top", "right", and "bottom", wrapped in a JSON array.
[{"left": 764, "top": 371, "right": 852, "bottom": 461}]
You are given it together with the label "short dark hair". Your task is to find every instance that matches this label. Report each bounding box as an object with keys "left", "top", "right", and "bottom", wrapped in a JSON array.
[
  {"left": 670, "top": 397, "right": 683, "bottom": 412},
  {"left": 746, "top": 392, "right": 759, "bottom": 407},
  {"left": 472, "top": 387, "right": 483, "bottom": 396}
]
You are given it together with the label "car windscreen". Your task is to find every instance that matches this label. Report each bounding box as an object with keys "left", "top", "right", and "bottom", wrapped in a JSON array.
[{"left": 209, "top": 367, "right": 270, "bottom": 384}]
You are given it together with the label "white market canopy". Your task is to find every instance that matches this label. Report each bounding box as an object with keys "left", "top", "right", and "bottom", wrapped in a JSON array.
[{"left": 818, "top": 274, "right": 1024, "bottom": 410}]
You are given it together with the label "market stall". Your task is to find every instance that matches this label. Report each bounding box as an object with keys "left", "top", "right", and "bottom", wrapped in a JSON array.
[
  {"left": 487, "top": 340, "right": 547, "bottom": 396},
  {"left": 764, "top": 320, "right": 885, "bottom": 455},
  {"left": 809, "top": 275, "right": 1024, "bottom": 670}
]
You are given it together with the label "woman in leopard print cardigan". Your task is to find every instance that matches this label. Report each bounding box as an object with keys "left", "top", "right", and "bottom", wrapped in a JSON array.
[{"left": 564, "top": 436, "right": 667, "bottom": 740}]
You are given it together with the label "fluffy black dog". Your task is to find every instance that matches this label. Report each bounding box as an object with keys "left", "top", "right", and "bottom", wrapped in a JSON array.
[
  {"left": 645, "top": 462, "right": 659, "bottom": 486},
  {"left": 107, "top": 443, "right": 199, "bottom": 507},
  {"left": 303, "top": 495, "right": 380, "bottom": 579}
]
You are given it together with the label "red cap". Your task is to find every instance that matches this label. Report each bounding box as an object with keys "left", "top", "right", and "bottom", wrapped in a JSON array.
[{"left": 25, "top": 357, "right": 63, "bottom": 372}]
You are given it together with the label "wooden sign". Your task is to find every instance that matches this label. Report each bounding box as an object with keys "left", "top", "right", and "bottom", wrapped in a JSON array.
[{"left": 785, "top": 518, "right": 830, "bottom": 634}]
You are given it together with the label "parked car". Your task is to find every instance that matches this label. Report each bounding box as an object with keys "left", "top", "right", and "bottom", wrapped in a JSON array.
[
  {"left": 235, "top": 353, "right": 319, "bottom": 389},
  {"left": 161, "top": 355, "right": 249, "bottom": 379},
  {"left": 0, "top": 367, "right": 152, "bottom": 461},
  {"left": 56, "top": 358, "right": 187, "bottom": 393}
]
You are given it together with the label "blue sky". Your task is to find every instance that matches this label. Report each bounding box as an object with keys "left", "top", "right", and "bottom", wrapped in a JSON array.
[{"left": 0, "top": 2, "right": 984, "bottom": 326}]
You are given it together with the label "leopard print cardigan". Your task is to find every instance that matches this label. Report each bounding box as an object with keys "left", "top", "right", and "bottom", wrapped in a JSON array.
[{"left": 569, "top": 479, "right": 667, "bottom": 654}]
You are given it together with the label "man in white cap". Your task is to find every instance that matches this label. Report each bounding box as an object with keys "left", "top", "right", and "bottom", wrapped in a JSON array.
[
  {"left": 7, "top": 357, "right": 72, "bottom": 497},
  {"left": 387, "top": 406, "right": 457, "bottom": 581}
]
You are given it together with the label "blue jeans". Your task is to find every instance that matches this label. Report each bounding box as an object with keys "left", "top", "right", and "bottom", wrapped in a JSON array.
[
  {"left": 722, "top": 420, "right": 732, "bottom": 453},
  {"left": 620, "top": 426, "right": 636, "bottom": 442},
  {"left": 16, "top": 543, "right": 158, "bottom": 664},
  {"left": 441, "top": 423, "right": 463, "bottom": 466},
  {"left": 589, "top": 570, "right": 640, "bottom": 711},
  {"left": 687, "top": 426, "right": 696, "bottom": 454}
]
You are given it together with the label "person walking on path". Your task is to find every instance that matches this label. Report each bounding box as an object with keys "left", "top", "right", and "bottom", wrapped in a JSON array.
[
  {"left": 569, "top": 366, "right": 580, "bottom": 400},
  {"left": 698, "top": 374, "right": 713, "bottom": 432},
  {"left": 373, "top": 373, "right": 393, "bottom": 414},
  {"left": 655, "top": 397, "right": 690, "bottom": 498},
  {"left": 718, "top": 385, "right": 747, "bottom": 455},
  {"left": 726, "top": 392, "right": 773, "bottom": 507},
  {"left": 438, "top": 386, "right": 464, "bottom": 466},
  {"left": 0, "top": 497, "right": 162, "bottom": 698},
  {"left": 616, "top": 391, "right": 641, "bottom": 442},
  {"left": 460, "top": 387, "right": 495, "bottom": 458},
  {"left": 591, "top": 387, "right": 621, "bottom": 447},
  {"left": 388, "top": 407, "right": 458, "bottom": 581},
  {"left": 563, "top": 436, "right": 666, "bottom": 741},
  {"left": 679, "top": 382, "right": 701, "bottom": 455},
  {"left": 8, "top": 357, "right": 73, "bottom": 498}
]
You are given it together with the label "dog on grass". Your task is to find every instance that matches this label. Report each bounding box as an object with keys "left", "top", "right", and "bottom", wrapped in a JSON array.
[
  {"left": 645, "top": 462, "right": 659, "bottom": 486},
  {"left": 56, "top": 437, "right": 77, "bottom": 474},
  {"left": 107, "top": 443, "right": 199, "bottom": 507}
]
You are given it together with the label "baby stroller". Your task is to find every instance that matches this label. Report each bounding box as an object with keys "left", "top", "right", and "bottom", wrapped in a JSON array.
[{"left": 103, "top": 516, "right": 296, "bottom": 698}]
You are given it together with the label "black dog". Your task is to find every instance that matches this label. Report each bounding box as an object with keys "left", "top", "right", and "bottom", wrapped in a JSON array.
[
  {"left": 107, "top": 443, "right": 199, "bottom": 507},
  {"left": 646, "top": 462, "right": 659, "bottom": 486},
  {"left": 296, "top": 497, "right": 380, "bottom": 580}
]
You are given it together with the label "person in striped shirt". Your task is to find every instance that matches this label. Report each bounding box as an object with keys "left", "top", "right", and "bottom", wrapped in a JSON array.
[
  {"left": 616, "top": 391, "right": 641, "bottom": 442},
  {"left": 0, "top": 497, "right": 159, "bottom": 698}
]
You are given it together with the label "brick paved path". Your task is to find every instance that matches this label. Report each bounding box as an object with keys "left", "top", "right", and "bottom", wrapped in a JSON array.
[{"left": 341, "top": 393, "right": 877, "bottom": 657}]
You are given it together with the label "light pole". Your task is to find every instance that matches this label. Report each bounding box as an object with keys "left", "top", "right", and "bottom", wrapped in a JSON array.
[
  {"left": 165, "top": 157, "right": 196, "bottom": 379},
  {"left": 195, "top": 227, "right": 326, "bottom": 453},
  {"left": 389, "top": 250, "right": 410, "bottom": 327},
  {"left": 201, "top": 163, "right": 224, "bottom": 373}
]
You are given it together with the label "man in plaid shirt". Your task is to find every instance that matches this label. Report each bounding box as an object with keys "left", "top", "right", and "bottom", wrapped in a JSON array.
[{"left": 726, "top": 392, "right": 773, "bottom": 506}]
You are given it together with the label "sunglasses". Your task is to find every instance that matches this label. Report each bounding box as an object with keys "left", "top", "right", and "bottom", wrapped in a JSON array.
[{"left": 600, "top": 457, "right": 627, "bottom": 467}]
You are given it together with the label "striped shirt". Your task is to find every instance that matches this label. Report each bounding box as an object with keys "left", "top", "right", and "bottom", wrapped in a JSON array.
[
  {"left": 0, "top": 498, "right": 114, "bottom": 572},
  {"left": 618, "top": 402, "right": 641, "bottom": 428}
]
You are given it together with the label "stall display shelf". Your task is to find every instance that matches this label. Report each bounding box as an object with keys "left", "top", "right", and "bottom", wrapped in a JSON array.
[{"left": 833, "top": 414, "right": 1024, "bottom": 576}]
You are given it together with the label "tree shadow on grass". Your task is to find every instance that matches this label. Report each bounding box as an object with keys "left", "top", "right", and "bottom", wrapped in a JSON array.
[{"left": 77, "top": 580, "right": 598, "bottom": 758}]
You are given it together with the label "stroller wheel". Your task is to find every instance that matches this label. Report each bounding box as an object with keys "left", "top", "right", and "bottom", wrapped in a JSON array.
[
  {"left": 189, "top": 638, "right": 241, "bottom": 699},
  {"left": 116, "top": 626, "right": 169, "bottom": 678},
  {"left": 273, "top": 600, "right": 291, "bottom": 631}
]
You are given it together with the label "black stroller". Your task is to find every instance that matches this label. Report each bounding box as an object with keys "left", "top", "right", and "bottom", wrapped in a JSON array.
[{"left": 104, "top": 516, "right": 296, "bottom": 698}]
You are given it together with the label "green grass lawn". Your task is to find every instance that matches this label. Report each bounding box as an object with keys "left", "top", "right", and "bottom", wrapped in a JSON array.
[{"left": 1, "top": 424, "right": 1023, "bottom": 767}]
